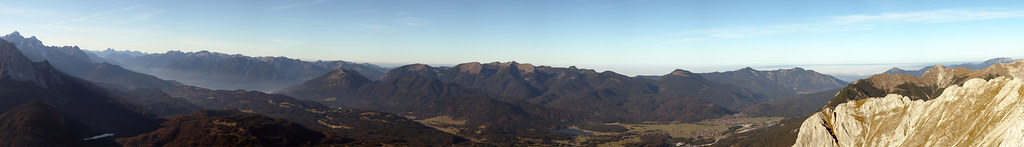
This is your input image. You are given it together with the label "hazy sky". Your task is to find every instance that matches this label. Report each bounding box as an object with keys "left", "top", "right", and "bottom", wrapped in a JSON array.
[{"left": 2, "top": 0, "right": 1024, "bottom": 78}]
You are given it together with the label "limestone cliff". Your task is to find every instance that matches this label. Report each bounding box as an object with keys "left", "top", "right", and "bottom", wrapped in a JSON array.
[{"left": 794, "top": 77, "right": 1024, "bottom": 146}]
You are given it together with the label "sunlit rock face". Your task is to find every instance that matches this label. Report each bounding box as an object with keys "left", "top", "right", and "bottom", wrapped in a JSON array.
[{"left": 795, "top": 77, "right": 1024, "bottom": 147}]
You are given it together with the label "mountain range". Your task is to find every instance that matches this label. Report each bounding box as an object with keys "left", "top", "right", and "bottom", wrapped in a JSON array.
[
  {"left": 699, "top": 67, "right": 847, "bottom": 97},
  {"left": 274, "top": 61, "right": 851, "bottom": 144},
  {"left": 883, "top": 57, "right": 1020, "bottom": 77},
  {"left": 1, "top": 32, "right": 180, "bottom": 89},
  {"left": 89, "top": 49, "right": 388, "bottom": 91},
  {"left": 2, "top": 31, "right": 949, "bottom": 146},
  {"left": 0, "top": 39, "right": 162, "bottom": 146},
  {"left": 0, "top": 33, "right": 469, "bottom": 146},
  {"left": 280, "top": 63, "right": 753, "bottom": 123}
]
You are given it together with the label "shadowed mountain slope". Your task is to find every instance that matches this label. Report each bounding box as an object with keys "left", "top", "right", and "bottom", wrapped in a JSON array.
[
  {"left": 117, "top": 109, "right": 333, "bottom": 146},
  {"left": 0, "top": 101, "right": 103, "bottom": 146},
  {"left": 740, "top": 88, "right": 841, "bottom": 117},
  {"left": 91, "top": 49, "right": 388, "bottom": 91},
  {"left": 1, "top": 32, "right": 179, "bottom": 89},
  {"left": 698, "top": 67, "right": 847, "bottom": 98},
  {"left": 163, "top": 85, "right": 469, "bottom": 146},
  {"left": 370, "top": 62, "right": 756, "bottom": 111},
  {"left": 0, "top": 39, "right": 162, "bottom": 145},
  {"left": 280, "top": 68, "right": 585, "bottom": 143}
]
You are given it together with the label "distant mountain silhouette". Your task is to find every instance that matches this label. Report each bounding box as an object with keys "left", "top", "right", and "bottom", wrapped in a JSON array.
[
  {"left": 698, "top": 67, "right": 847, "bottom": 98},
  {"left": 883, "top": 58, "right": 1020, "bottom": 77},
  {"left": 1, "top": 32, "right": 179, "bottom": 89},
  {"left": 90, "top": 49, "right": 388, "bottom": 91},
  {"left": 739, "top": 88, "right": 841, "bottom": 117}
]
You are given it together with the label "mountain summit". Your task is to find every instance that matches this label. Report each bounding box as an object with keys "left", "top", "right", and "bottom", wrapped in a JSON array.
[{"left": 668, "top": 69, "right": 699, "bottom": 77}]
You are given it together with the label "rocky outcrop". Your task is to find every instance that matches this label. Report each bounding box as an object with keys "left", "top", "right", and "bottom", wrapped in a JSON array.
[
  {"left": 794, "top": 77, "right": 1024, "bottom": 146},
  {"left": 716, "top": 60, "right": 1024, "bottom": 146}
]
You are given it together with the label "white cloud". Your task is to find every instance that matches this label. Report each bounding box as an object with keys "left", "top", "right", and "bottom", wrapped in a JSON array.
[
  {"left": 668, "top": 8, "right": 1024, "bottom": 44},
  {"left": 112, "top": 10, "right": 162, "bottom": 25},
  {"left": 270, "top": 0, "right": 331, "bottom": 10},
  {"left": 47, "top": 5, "right": 143, "bottom": 26},
  {"left": 829, "top": 9, "right": 1024, "bottom": 24}
]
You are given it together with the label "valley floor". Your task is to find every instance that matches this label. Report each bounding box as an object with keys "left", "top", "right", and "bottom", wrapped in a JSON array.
[{"left": 410, "top": 114, "right": 782, "bottom": 146}]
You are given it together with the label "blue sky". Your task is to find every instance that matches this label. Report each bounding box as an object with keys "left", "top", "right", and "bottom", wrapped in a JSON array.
[{"left": 2, "top": 0, "right": 1024, "bottom": 79}]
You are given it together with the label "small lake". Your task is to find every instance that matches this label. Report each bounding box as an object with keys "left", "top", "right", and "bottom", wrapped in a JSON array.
[{"left": 551, "top": 128, "right": 592, "bottom": 135}]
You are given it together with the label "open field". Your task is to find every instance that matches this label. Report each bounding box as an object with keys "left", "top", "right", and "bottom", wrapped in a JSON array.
[{"left": 569, "top": 115, "right": 785, "bottom": 146}]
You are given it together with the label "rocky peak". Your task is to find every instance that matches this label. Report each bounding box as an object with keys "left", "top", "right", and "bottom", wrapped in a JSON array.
[
  {"left": 193, "top": 50, "right": 214, "bottom": 56},
  {"left": 1, "top": 31, "right": 42, "bottom": 44},
  {"left": 886, "top": 67, "right": 905, "bottom": 72},
  {"left": 0, "top": 40, "right": 61, "bottom": 88},
  {"left": 981, "top": 57, "right": 1018, "bottom": 66},
  {"left": 668, "top": 69, "right": 697, "bottom": 77},
  {"left": 920, "top": 64, "right": 958, "bottom": 87},
  {"left": 795, "top": 78, "right": 1024, "bottom": 146},
  {"left": 454, "top": 62, "right": 483, "bottom": 74},
  {"left": 404, "top": 64, "right": 431, "bottom": 71},
  {"left": 304, "top": 68, "right": 371, "bottom": 90},
  {"left": 165, "top": 50, "right": 185, "bottom": 55},
  {"left": 378, "top": 63, "right": 440, "bottom": 81},
  {"left": 1, "top": 41, "right": 35, "bottom": 78},
  {"left": 328, "top": 68, "right": 372, "bottom": 81},
  {"left": 7, "top": 31, "right": 21, "bottom": 38},
  {"left": 739, "top": 67, "right": 756, "bottom": 71},
  {"left": 516, "top": 63, "right": 535, "bottom": 74}
]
